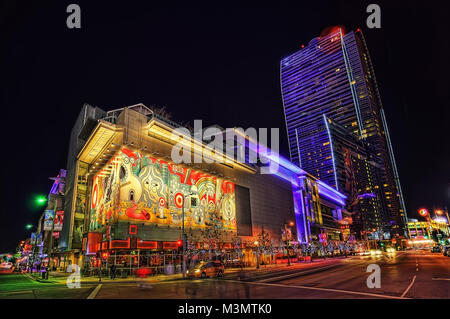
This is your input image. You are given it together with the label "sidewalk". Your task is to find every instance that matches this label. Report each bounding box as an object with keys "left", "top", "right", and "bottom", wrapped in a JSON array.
[{"left": 24, "top": 256, "right": 353, "bottom": 285}]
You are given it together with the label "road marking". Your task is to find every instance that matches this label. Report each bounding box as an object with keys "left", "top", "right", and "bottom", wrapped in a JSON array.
[
  {"left": 87, "top": 284, "right": 102, "bottom": 299},
  {"left": 257, "top": 264, "right": 339, "bottom": 283},
  {"left": 0, "top": 290, "right": 33, "bottom": 295},
  {"left": 401, "top": 275, "right": 416, "bottom": 298},
  {"left": 225, "top": 279, "right": 408, "bottom": 299},
  {"left": 432, "top": 278, "right": 450, "bottom": 281}
]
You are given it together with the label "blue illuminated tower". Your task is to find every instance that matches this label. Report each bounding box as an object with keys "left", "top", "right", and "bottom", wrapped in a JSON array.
[{"left": 280, "top": 28, "right": 408, "bottom": 238}]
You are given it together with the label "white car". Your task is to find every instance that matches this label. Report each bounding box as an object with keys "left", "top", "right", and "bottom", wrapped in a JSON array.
[
  {"left": 0, "top": 262, "right": 13, "bottom": 269},
  {"left": 370, "top": 249, "right": 382, "bottom": 256}
]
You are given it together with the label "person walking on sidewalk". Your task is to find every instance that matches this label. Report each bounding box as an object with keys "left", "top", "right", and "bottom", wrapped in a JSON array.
[
  {"left": 110, "top": 264, "right": 116, "bottom": 280},
  {"left": 237, "top": 264, "right": 250, "bottom": 298}
]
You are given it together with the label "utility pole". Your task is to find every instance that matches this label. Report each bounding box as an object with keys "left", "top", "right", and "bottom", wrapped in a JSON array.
[{"left": 283, "top": 222, "right": 291, "bottom": 266}]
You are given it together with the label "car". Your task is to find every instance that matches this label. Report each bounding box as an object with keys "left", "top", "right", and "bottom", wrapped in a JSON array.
[
  {"left": 369, "top": 249, "right": 382, "bottom": 256},
  {"left": 443, "top": 246, "right": 450, "bottom": 256},
  {"left": 0, "top": 262, "right": 13, "bottom": 269},
  {"left": 186, "top": 261, "right": 224, "bottom": 279},
  {"left": 386, "top": 247, "right": 396, "bottom": 253},
  {"left": 431, "top": 246, "right": 441, "bottom": 253}
]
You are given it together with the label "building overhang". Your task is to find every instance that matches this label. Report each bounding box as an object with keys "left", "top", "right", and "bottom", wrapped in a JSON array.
[
  {"left": 145, "top": 117, "right": 257, "bottom": 174},
  {"left": 78, "top": 120, "right": 122, "bottom": 166}
]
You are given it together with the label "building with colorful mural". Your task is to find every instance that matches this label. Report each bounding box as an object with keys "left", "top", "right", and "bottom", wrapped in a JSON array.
[{"left": 60, "top": 103, "right": 347, "bottom": 270}]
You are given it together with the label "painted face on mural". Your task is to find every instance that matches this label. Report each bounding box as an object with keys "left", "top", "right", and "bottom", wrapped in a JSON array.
[{"left": 139, "top": 163, "right": 166, "bottom": 207}]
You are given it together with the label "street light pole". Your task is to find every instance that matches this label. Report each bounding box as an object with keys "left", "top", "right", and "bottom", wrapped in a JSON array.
[
  {"left": 182, "top": 200, "right": 185, "bottom": 278},
  {"left": 181, "top": 192, "right": 193, "bottom": 279},
  {"left": 46, "top": 198, "right": 57, "bottom": 279},
  {"left": 285, "top": 224, "right": 291, "bottom": 266}
]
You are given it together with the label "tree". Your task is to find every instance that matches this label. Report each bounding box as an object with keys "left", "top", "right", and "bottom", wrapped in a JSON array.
[
  {"left": 256, "top": 227, "right": 274, "bottom": 264},
  {"left": 200, "top": 209, "right": 223, "bottom": 259}
]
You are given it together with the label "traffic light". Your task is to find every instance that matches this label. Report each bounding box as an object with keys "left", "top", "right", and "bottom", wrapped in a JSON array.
[{"left": 176, "top": 240, "right": 182, "bottom": 247}]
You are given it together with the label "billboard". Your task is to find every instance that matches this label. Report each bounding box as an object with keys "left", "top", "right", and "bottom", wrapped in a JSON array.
[
  {"left": 31, "top": 232, "right": 43, "bottom": 244},
  {"left": 89, "top": 148, "right": 236, "bottom": 232},
  {"left": 54, "top": 210, "right": 64, "bottom": 231},
  {"left": 43, "top": 210, "right": 54, "bottom": 231}
]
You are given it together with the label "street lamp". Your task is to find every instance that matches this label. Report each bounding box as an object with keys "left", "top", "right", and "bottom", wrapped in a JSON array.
[
  {"left": 181, "top": 192, "right": 195, "bottom": 279},
  {"left": 284, "top": 221, "right": 293, "bottom": 266},
  {"left": 254, "top": 241, "right": 259, "bottom": 269},
  {"left": 34, "top": 194, "right": 59, "bottom": 279},
  {"left": 25, "top": 224, "right": 38, "bottom": 274},
  {"left": 35, "top": 195, "right": 47, "bottom": 206}
]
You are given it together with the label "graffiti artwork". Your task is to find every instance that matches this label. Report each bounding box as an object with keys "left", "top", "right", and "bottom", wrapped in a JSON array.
[{"left": 89, "top": 148, "right": 237, "bottom": 231}]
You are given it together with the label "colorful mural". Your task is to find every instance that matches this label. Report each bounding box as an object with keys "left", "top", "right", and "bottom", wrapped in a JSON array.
[{"left": 89, "top": 148, "right": 237, "bottom": 231}]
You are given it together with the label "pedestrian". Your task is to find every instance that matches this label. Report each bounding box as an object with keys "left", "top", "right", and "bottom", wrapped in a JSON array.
[{"left": 110, "top": 264, "right": 116, "bottom": 279}]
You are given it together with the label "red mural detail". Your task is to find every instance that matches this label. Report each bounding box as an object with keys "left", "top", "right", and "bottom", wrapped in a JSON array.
[
  {"left": 92, "top": 183, "right": 98, "bottom": 209},
  {"left": 174, "top": 193, "right": 184, "bottom": 208},
  {"left": 125, "top": 202, "right": 150, "bottom": 220},
  {"left": 121, "top": 148, "right": 138, "bottom": 163},
  {"left": 106, "top": 208, "right": 113, "bottom": 221},
  {"left": 222, "top": 181, "right": 234, "bottom": 194}
]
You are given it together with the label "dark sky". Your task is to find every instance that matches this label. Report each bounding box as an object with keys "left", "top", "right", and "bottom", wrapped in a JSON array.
[{"left": 0, "top": 1, "right": 448, "bottom": 252}]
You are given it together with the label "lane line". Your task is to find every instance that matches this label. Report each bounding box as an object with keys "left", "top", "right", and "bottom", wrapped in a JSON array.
[
  {"left": 87, "top": 284, "right": 102, "bottom": 299},
  {"left": 224, "top": 279, "right": 408, "bottom": 299},
  {"left": 257, "top": 264, "right": 340, "bottom": 283},
  {"left": 401, "top": 275, "right": 416, "bottom": 298},
  {"left": 0, "top": 289, "right": 33, "bottom": 295},
  {"left": 432, "top": 278, "right": 450, "bottom": 281}
]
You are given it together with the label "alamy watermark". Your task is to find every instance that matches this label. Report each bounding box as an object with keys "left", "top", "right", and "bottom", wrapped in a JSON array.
[
  {"left": 66, "top": 263, "right": 81, "bottom": 288},
  {"left": 366, "top": 264, "right": 381, "bottom": 288},
  {"left": 66, "top": 4, "right": 81, "bottom": 29},
  {"left": 366, "top": 4, "right": 381, "bottom": 29}
]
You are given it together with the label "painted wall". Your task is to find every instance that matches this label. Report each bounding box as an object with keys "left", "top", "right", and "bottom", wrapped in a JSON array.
[{"left": 89, "top": 148, "right": 237, "bottom": 232}]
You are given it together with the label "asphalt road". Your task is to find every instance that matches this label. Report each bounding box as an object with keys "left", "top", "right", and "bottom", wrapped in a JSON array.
[{"left": 1, "top": 251, "right": 448, "bottom": 299}]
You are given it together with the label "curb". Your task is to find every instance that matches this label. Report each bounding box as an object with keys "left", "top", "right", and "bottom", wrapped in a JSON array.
[{"left": 23, "top": 272, "right": 55, "bottom": 283}]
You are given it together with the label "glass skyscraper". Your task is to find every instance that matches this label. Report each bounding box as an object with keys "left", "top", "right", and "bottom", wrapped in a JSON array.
[{"left": 280, "top": 28, "right": 408, "bottom": 238}]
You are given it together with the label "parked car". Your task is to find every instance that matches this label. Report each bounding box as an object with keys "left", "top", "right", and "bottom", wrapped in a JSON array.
[
  {"left": 431, "top": 246, "right": 442, "bottom": 253},
  {"left": 224, "top": 259, "right": 244, "bottom": 268},
  {"left": 186, "top": 261, "right": 224, "bottom": 279},
  {"left": 443, "top": 246, "right": 450, "bottom": 256},
  {"left": 0, "top": 262, "right": 13, "bottom": 269}
]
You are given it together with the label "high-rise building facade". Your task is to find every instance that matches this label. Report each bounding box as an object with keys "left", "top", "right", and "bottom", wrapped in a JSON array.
[{"left": 280, "top": 28, "right": 407, "bottom": 238}]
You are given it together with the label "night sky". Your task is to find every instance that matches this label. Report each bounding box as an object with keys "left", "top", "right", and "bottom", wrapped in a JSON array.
[{"left": 0, "top": 1, "right": 448, "bottom": 252}]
